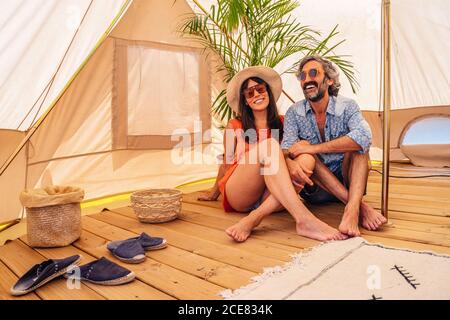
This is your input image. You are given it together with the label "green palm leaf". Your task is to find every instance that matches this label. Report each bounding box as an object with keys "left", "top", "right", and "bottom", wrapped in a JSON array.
[{"left": 179, "top": 0, "right": 357, "bottom": 122}]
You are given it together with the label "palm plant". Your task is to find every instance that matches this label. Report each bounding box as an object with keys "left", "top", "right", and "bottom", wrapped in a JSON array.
[{"left": 180, "top": 0, "right": 358, "bottom": 121}]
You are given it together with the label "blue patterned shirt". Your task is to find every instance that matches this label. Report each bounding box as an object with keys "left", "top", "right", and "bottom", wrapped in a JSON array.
[{"left": 281, "top": 95, "right": 372, "bottom": 173}]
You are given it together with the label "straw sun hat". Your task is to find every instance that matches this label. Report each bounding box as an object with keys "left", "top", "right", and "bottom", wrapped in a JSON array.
[{"left": 226, "top": 66, "right": 283, "bottom": 115}]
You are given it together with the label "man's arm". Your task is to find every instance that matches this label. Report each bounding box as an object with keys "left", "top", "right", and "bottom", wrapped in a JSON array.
[
  {"left": 345, "top": 101, "right": 372, "bottom": 154},
  {"left": 281, "top": 108, "right": 300, "bottom": 155},
  {"left": 281, "top": 108, "right": 314, "bottom": 186},
  {"left": 289, "top": 101, "right": 372, "bottom": 158},
  {"left": 289, "top": 135, "right": 361, "bottom": 158}
]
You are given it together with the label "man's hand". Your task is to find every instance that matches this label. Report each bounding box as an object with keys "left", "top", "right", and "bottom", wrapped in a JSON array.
[
  {"left": 286, "top": 158, "right": 314, "bottom": 188},
  {"left": 288, "top": 142, "right": 317, "bottom": 159}
]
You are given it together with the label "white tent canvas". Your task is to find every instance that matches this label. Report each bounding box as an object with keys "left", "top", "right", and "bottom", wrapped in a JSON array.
[{"left": 0, "top": 0, "right": 449, "bottom": 224}]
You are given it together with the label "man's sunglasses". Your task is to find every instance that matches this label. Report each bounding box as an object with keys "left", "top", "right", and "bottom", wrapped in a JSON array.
[
  {"left": 243, "top": 83, "right": 267, "bottom": 99},
  {"left": 298, "top": 68, "right": 318, "bottom": 81}
]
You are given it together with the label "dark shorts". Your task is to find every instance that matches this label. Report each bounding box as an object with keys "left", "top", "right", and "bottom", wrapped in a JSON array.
[{"left": 300, "top": 168, "right": 345, "bottom": 204}]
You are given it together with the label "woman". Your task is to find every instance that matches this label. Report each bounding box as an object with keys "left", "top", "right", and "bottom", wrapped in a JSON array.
[{"left": 199, "top": 66, "right": 346, "bottom": 242}]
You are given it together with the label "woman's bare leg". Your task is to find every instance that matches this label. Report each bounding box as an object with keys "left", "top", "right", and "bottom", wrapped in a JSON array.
[
  {"left": 225, "top": 189, "right": 279, "bottom": 242},
  {"left": 225, "top": 138, "right": 347, "bottom": 242},
  {"left": 226, "top": 153, "right": 316, "bottom": 242}
]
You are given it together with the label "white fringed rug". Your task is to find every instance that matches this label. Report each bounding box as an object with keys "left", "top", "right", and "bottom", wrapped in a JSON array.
[{"left": 220, "top": 238, "right": 450, "bottom": 300}]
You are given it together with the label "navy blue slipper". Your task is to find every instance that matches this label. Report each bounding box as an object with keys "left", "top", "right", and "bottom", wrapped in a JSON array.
[
  {"left": 136, "top": 233, "right": 167, "bottom": 251},
  {"left": 66, "top": 257, "right": 135, "bottom": 285},
  {"left": 107, "top": 233, "right": 167, "bottom": 253},
  {"left": 11, "top": 255, "right": 81, "bottom": 296},
  {"left": 107, "top": 238, "right": 146, "bottom": 264}
]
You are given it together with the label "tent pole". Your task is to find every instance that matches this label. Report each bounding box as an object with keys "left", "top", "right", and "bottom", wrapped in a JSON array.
[{"left": 381, "top": 0, "right": 391, "bottom": 220}]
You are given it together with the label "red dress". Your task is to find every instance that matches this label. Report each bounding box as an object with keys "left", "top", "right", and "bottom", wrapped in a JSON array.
[{"left": 218, "top": 116, "right": 284, "bottom": 212}]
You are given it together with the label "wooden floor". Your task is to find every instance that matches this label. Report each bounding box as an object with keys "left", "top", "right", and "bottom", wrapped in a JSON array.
[{"left": 1, "top": 163, "right": 449, "bottom": 300}]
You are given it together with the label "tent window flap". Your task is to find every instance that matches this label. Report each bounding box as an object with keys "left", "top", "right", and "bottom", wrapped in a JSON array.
[{"left": 112, "top": 39, "right": 211, "bottom": 150}]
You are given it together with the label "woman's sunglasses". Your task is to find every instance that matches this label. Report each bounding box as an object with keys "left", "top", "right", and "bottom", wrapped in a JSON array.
[
  {"left": 298, "top": 68, "right": 318, "bottom": 81},
  {"left": 243, "top": 83, "right": 267, "bottom": 99}
]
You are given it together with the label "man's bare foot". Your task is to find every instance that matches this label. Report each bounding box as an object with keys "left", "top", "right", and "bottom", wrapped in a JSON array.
[
  {"left": 339, "top": 204, "right": 361, "bottom": 237},
  {"left": 296, "top": 215, "right": 348, "bottom": 241},
  {"left": 225, "top": 211, "right": 264, "bottom": 242},
  {"left": 360, "top": 202, "right": 387, "bottom": 230}
]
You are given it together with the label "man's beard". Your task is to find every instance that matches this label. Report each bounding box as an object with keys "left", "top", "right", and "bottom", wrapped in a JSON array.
[{"left": 303, "top": 78, "right": 328, "bottom": 102}]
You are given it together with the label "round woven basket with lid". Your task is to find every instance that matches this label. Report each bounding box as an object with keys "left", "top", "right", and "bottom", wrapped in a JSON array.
[{"left": 131, "top": 189, "right": 182, "bottom": 223}]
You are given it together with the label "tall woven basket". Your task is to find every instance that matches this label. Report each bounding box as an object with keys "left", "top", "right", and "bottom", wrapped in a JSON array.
[
  {"left": 131, "top": 189, "right": 182, "bottom": 223},
  {"left": 20, "top": 186, "right": 84, "bottom": 248}
]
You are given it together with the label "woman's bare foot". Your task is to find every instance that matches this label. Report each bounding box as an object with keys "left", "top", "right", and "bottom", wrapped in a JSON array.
[
  {"left": 225, "top": 211, "right": 264, "bottom": 242},
  {"left": 296, "top": 215, "right": 348, "bottom": 241},
  {"left": 360, "top": 202, "right": 387, "bottom": 230},
  {"left": 339, "top": 204, "right": 361, "bottom": 237}
]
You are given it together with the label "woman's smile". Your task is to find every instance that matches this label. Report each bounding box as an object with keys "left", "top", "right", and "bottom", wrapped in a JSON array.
[
  {"left": 252, "top": 96, "right": 266, "bottom": 105},
  {"left": 246, "top": 79, "right": 269, "bottom": 110}
]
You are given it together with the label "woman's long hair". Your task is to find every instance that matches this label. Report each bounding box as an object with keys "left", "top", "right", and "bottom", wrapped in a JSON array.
[{"left": 238, "top": 77, "right": 283, "bottom": 144}]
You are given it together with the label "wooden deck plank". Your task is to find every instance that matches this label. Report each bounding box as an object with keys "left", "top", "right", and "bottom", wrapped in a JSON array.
[
  {"left": 183, "top": 190, "right": 450, "bottom": 231},
  {"left": 368, "top": 175, "right": 450, "bottom": 186},
  {"left": 369, "top": 182, "right": 450, "bottom": 193},
  {"left": 81, "top": 215, "right": 256, "bottom": 290},
  {"left": 109, "top": 205, "right": 322, "bottom": 250},
  {"left": 0, "top": 259, "right": 40, "bottom": 300},
  {"left": 171, "top": 199, "right": 450, "bottom": 255},
  {"left": 369, "top": 175, "right": 450, "bottom": 186},
  {"left": 75, "top": 218, "right": 225, "bottom": 299},
  {"left": 177, "top": 200, "right": 450, "bottom": 248},
  {"left": 19, "top": 237, "right": 171, "bottom": 300},
  {"left": 364, "top": 199, "right": 450, "bottom": 217},
  {"left": 183, "top": 191, "right": 450, "bottom": 225},
  {"left": 365, "top": 190, "right": 450, "bottom": 203},
  {"left": 88, "top": 212, "right": 286, "bottom": 273},
  {"left": 382, "top": 211, "right": 450, "bottom": 226},
  {"left": 182, "top": 200, "right": 450, "bottom": 236},
  {"left": 108, "top": 207, "right": 303, "bottom": 257},
  {"left": 0, "top": 240, "right": 105, "bottom": 300},
  {"left": 178, "top": 209, "right": 319, "bottom": 249},
  {"left": 185, "top": 209, "right": 450, "bottom": 252}
]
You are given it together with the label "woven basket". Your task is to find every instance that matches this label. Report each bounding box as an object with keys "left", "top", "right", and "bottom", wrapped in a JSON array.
[
  {"left": 20, "top": 186, "right": 83, "bottom": 248},
  {"left": 131, "top": 189, "right": 182, "bottom": 223},
  {"left": 26, "top": 203, "right": 82, "bottom": 248}
]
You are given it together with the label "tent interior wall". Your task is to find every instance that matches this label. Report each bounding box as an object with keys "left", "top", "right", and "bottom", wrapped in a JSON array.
[
  {"left": 0, "top": 0, "right": 222, "bottom": 223},
  {"left": 0, "top": 0, "right": 449, "bottom": 224}
]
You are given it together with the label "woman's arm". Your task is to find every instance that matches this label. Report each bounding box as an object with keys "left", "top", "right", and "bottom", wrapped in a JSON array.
[
  {"left": 197, "top": 162, "right": 227, "bottom": 201},
  {"left": 198, "top": 121, "right": 237, "bottom": 201}
]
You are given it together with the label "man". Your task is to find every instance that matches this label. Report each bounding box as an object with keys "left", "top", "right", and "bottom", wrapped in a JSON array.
[{"left": 282, "top": 55, "right": 387, "bottom": 237}]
